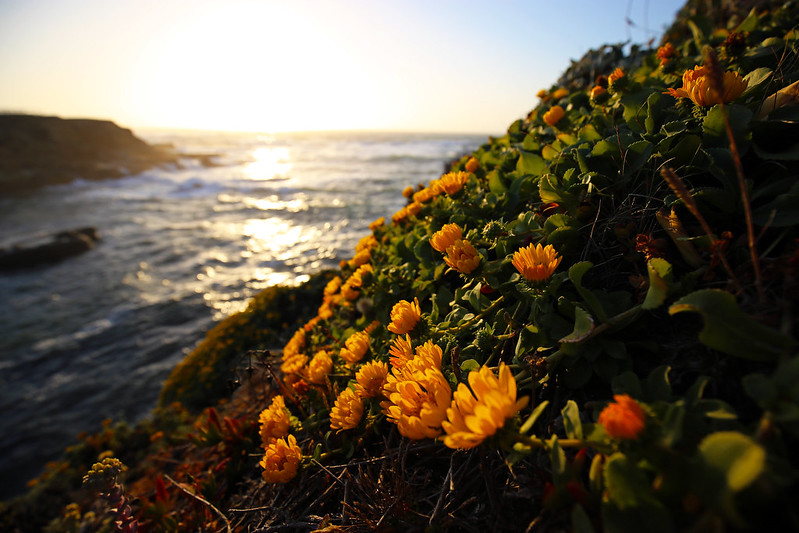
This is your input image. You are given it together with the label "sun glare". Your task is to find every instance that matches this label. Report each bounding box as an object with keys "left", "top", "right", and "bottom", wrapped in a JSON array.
[
  {"left": 245, "top": 147, "right": 292, "bottom": 180},
  {"left": 137, "top": 3, "right": 379, "bottom": 132}
]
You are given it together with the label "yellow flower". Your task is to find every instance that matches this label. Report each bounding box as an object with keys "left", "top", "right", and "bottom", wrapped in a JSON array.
[
  {"left": 438, "top": 171, "right": 469, "bottom": 195},
  {"left": 465, "top": 157, "right": 480, "bottom": 173},
  {"left": 323, "top": 276, "right": 342, "bottom": 297},
  {"left": 348, "top": 249, "right": 371, "bottom": 268},
  {"left": 512, "top": 243, "right": 562, "bottom": 281},
  {"left": 355, "top": 360, "right": 389, "bottom": 398},
  {"left": 537, "top": 88, "right": 550, "bottom": 100},
  {"left": 369, "top": 217, "right": 385, "bottom": 232},
  {"left": 307, "top": 350, "right": 333, "bottom": 384},
  {"left": 657, "top": 42, "right": 676, "bottom": 66},
  {"left": 259, "top": 395, "right": 290, "bottom": 447},
  {"left": 388, "top": 298, "right": 422, "bottom": 335},
  {"left": 382, "top": 352, "right": 452, "bottom": 440},
  {"left": 341, "top": 264, "right": 372, "bottom": 300},
  {"left": 355, "top": 234, "right": 378, "bottom": 253},
  {"left": 340, "top": 331, "right": 370, "bottom": 365},
  {"left": 543, "top": 105, "right": 565, "bottom": 127},
  {"left": 430, "top": 223, "right": 463, "bottom": 252},
  {"left": 598, "top": 394, "right": 647, "bottom": 440},
  {"left": 444, "top": 240, "right": 481, "bottom": 274},
  {"left": 551, "top": 87, "right": 569, "bottom": 100},
  {"left": 260, "top": 434, "right": 301, "bottom": 483},
  {"left": 389, "top": 334, "right": 414, "bottom": 370},
  {"left": 282, "top": 328, "right": 306, "bottom": 359},
  {"left": 281, "top": 353, "right": 308, "bottom": 375},
  {"left": 414, "top": 340, "right": 443, "bottom": 369},
  {"left": 330, "top": 387, "right": 364, "bottom": 431},
  {"left": 608, "top": 67, "right": 625, "bottom": 84},
  {"left": 402, "top": 185, "right": 415, "bottom": 198},
  {"left": 413, "top": 186, "right": 438, "bottom": 203},
  {"left": 665, "top": 65, "right": 748, "bottom": 106},
  {"left": 442, "top": 363, "right": 528, "bottom": 449}
]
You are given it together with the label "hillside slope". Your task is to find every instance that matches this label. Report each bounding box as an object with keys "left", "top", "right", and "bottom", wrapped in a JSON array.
[{"left": 2, "top": 1, "right": 798, "bottom": 532}]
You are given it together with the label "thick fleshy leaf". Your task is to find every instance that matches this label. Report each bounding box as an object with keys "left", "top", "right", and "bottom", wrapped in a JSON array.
[{"left": 668, "top": 289, "right": 796, "bottom": 361}]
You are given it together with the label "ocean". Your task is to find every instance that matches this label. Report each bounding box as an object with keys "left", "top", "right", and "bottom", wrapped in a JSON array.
[{"left": 0, "top": 129, "right": 489, "bottom": 498}]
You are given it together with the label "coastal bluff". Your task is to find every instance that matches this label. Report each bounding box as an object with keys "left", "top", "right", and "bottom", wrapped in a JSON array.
[{"left": 0, "top": 114, "right": 179, "bottom": 193}]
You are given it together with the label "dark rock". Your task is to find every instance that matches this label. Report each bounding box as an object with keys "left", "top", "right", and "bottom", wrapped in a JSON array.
[
  {"left": 0, "top": 114, "right": 182, "bottom": 193},
  {"left": 0, "top": 227, "right": 100, "bottom": 271}
]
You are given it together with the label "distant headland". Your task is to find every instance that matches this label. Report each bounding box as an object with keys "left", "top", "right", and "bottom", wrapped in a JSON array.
[{"left": 0, "top": 114, "right": 183, "bottom": 193}]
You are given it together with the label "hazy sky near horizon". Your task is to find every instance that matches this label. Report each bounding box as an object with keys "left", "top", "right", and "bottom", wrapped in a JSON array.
[{"left": 0, "top": 0, "right": 685, "bottom": 134}]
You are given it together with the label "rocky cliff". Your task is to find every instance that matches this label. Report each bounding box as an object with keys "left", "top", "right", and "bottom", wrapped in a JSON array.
[{"left": 0, "top": 115, "right": 179, "bottom": 193}]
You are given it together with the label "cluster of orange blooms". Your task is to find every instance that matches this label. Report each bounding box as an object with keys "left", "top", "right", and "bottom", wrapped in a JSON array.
[
  {"left": 392, "top": 170, "right": 471, "bottom": 224},
  {"left": 259, "top": 153, "right": 650, "bottom": 484}
]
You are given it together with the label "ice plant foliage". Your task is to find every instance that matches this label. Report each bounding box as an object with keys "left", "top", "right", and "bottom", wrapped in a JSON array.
[
  {"left": 665, "top": 65, "right": 748, "bottom": 106},
  {"left": 512, "top": 243, "right": 562, "bottom": 281},
  {"left": 442, "top": 363, "right": 528, "bottom": 449},
  {"left": 598, "top": 394, "right": 647, "bottom": 440}
]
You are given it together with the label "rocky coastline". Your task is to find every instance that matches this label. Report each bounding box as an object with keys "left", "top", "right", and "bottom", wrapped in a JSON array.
[{"left": 0, "top": 114, "right": 186, "bottom": 194}]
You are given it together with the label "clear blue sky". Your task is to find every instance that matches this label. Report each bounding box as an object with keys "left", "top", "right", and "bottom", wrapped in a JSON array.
[{"left": 0, "top": 0, "right": 685, "bottom": 134}]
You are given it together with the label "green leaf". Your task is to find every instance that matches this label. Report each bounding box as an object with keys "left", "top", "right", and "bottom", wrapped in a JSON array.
[
  {"left": 517, "top": 150, "right": 547, "bottom": 176},
  {"left": 571, "top": 504, "right": 596, "bottom": 533},
  {"left": 487, "top": 169, "right": 508, "bottom": 193},
  {"left": 519, "top": 400, "right": 550, "bottom": 434},
  {"left": 698, "top": 432, "right": 766, "bottom": 492},
  {"left": 668, "top": 289, "right": 797, "bottom": 361},
  {"left": 646, "top": 366, "right": 672, "bottom": 402},
  {"left": 602, "top": 453, "right": 674, "bottom": 533},
  {"left": 569, "top": 261, "right": 608, "bottom": 321},
  {"left": 560, "top": 306, "right": 595, "bottom": 344},
  {"left": 742, "top": 67, "right": 772, "bottom": 94},
  {"left": 642, "top": 258, "right": 673, "bottom": 310},
  {"left": 703, "top": 104, "right": 753, "bottom": 149},
  {"left": 562, "top": 400, "right": 584, "bottom": 440},
  {"left": 623, "top": 140, "right": 654, "bottom": 175},
  {"left": 460, "top": 359, "right": 480, "bottom": 374}
]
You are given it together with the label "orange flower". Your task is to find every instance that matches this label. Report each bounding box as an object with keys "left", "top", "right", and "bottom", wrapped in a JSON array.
[
  {"left": 413, "top": 340, "right": 443, "bottom": 368},
  {"left": 340, "top": 264, "right": 372, "bottom": 300},
  {"left": 465, "top": 157, "right": 480, "bottom": 173},
  {"left": 281, "top": 353, "right": 308, "bottom": 375},
  {"left": 430, "top": 223, "right": 463, "bottom": 252},
  {"left": 340, "top": 331, "right": 370, "bottom": 365},
  {"left": 307, "top": 350, "right": 333, "bottom": 384},
  {"left": 388, "top": 298, "right": 422, "bottom": 335},
  {"left": 608, "top": 67, "right": 625, "bottom": 84},
  {"left": 260, "top": 434, "right": 301, "bottom": 483},
  {"left": 389, "top": 334, "right": 414, "bottom": 369},
  {"left": 590, "top": 85, "right": 606, "bottom": 99},
  {"left": 330, "top": 388, "right": 364, "bottom": 431},
  {"left": 355, "top": 234, "right": 378, "bottom": 253},
  {"left": 438, "top": 171, "right": 469, "bottom": 195},
  {"left": 444, "top": 240, "right": 481, "bottom": 274},
  {"left": 382, "top": 349, "right": 452, "bottom": 440},
  {"left": 369, "top": 217, "right": 385, "bottom": 232},
  {"left": 598, "top": 394, "right": 647, "bottom": 440},
  {"left": 442, "top": 363, "right": 528, "bottom": 449},
  {"left": 348, "top": 249, "right": 371, "bottom": 268},
  {"left": 512, "top": 243, "right": 562, "bottom": 281},
  {"left": 543, "top": 105, "right": 565, "bottom": 127},
  {"left": 402, "top": 185, "right": 415, "bottom": 198},
  {"left": 551, "top": 87, "right": 569, "bottom": 100},
  {"left": 258, "top": 395, "right": 291, "bottom": 447},
  {"left": 323, "top": 276, "right": 342, "bottom": 297},
  {"left": 657, "top": 42, "right": 676, "bottom": 66},
  {"left": 665, "top": 65, "right": 748, "bottom": 106},
  {"left": 355, "top": 360, "right": 389, "bottom": 398}
]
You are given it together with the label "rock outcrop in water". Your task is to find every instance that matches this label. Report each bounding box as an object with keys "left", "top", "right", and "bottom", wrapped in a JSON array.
[
  {"left": 0, "top": 114, "right": 180, "bottom": 193},
  {"left": 0, "top": 227, "right": 100, "bottom": 271}
]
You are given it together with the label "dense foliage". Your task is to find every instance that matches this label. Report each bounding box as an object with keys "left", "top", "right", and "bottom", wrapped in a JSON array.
[{"left": 3, "top": 2, "right": 798, "bottom": 531}]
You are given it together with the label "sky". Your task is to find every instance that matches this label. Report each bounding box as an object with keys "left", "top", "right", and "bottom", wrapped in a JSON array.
[{"left": 0, "top": 0, "right": 685, "bottom": 134}]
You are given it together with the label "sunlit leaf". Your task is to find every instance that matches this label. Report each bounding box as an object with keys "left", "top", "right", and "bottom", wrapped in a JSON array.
[
  {"left": 698, "top": 432, "right": 766, "bottom": 492},
  {"left": 642, "top": 258, "right": 673, "bottom": 310}
]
